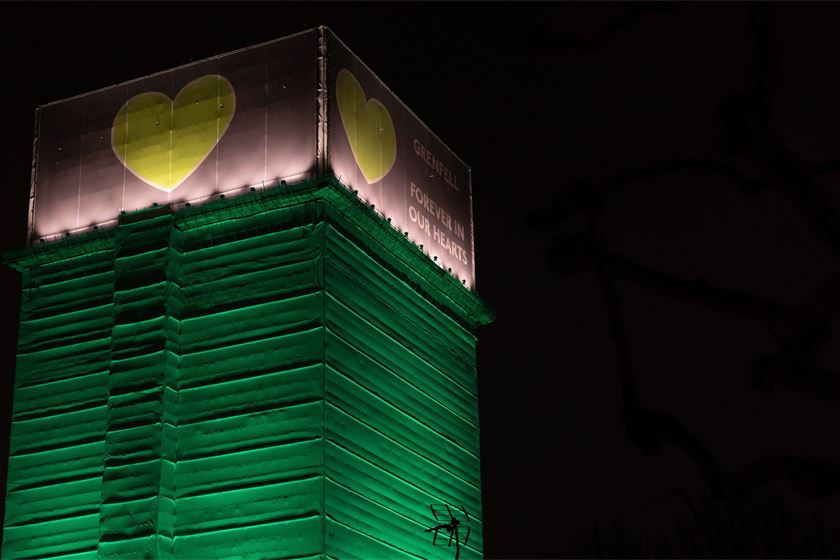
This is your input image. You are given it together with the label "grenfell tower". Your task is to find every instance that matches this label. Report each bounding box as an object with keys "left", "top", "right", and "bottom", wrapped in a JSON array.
[{"left": 2, "top": 27, "right": 492, "bottom": 559}]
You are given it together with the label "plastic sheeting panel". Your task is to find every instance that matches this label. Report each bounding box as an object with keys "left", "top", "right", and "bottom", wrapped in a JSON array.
[
  {"left": 3, "top": 177, "right": 489, "bottom": 559},
  {"left": 29, "top": 28, "right": 477, "bottom": 290}
]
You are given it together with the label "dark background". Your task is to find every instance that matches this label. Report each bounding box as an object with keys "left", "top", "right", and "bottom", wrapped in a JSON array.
[{"left": 2, "top": 2, "right": 840, "bottom": 557}]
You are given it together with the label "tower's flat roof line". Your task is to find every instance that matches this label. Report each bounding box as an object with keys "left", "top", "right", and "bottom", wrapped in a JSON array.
[{"left": 39, "top": 28, "right": 320, "bottom": 109}]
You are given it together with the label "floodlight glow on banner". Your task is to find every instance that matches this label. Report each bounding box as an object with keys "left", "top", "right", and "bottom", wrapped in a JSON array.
[
  {"left": 28, "top": 28, "right": 476, "bottom": 289},
  {"left": 6, "top": 25, "right": 492, "bottom": 560}
]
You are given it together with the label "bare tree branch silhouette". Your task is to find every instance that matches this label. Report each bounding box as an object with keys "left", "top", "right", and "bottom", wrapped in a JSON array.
[
  {"left": 531, "top": 5, "right": 840, "bottom": 530},
  {"left": 517, "top": 3, "right": 840, "bottom": 554}
]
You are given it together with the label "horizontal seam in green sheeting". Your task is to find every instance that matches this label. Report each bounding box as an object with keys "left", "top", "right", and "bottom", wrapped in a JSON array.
[
  {"left": 172, "top": 511, "right": 323, "bottom": 539},
  {"left": 325, "top": 441, "right": 441, "bottom": 504},
  {"left": 325, "top": 414, "right": 481, "bottom": 494},
  {"left": 174, "top": 472, "right": 323, "bottom": 500},
  {"left": 324, "top": 475, "right": 484, "bottom": 557},
  {"left": 325, "top": 259, "right": 474, "bottom": 371},
  {"left": 177, "top": 399, "right": 323, "bottom": 428},
  {"left": 324, "top": 515, "right": 426, "bottom": 560},
  {"left": 326, "top": 294, "right": 477, "bottom": 398},
  {"left": 326, "top": 364, "right": 480, "bottom": 462},
  {"left": 325, "top": 329, "right": 478, "bottom": 430}
]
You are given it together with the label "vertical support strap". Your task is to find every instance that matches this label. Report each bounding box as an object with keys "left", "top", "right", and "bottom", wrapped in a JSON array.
[
  {"left": 316, "top": 25, "right": 329, "bottom": 176},
  {"left": 98, "top": 209, "right": 180, "bottom": 558},
  {"left": 26, "top": 108, "right": 40, "bottom": 245}
]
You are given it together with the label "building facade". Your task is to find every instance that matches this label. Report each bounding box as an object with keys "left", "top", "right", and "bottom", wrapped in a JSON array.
[
  {"left": 3, "top": 177, "right": 491, "bottom": 559},
  {"left": 2, "top": 28, "right": 491, "bottom": 559}
]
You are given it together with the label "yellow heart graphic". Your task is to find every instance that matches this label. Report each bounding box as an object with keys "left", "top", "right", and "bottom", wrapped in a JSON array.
[
  {"left": 112, "top": 74, "right": 236, "bottom": 192},
  {"left": 336, "top": 69, "right": 396, "bottom": 184}
]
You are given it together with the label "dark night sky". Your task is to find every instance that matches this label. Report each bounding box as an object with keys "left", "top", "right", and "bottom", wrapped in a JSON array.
[{"left": 2, "top": 2, "right": 840, "bottom": 558}]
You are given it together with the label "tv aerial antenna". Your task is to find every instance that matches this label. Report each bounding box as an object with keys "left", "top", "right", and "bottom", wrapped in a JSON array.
[{"left": 425, "top": 504, "right": 471, "bottom": 560}]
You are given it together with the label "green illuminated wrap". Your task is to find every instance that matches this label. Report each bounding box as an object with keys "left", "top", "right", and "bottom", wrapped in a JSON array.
[{"left": 3, "top": 177, "right": 492, "bottom": 559}]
